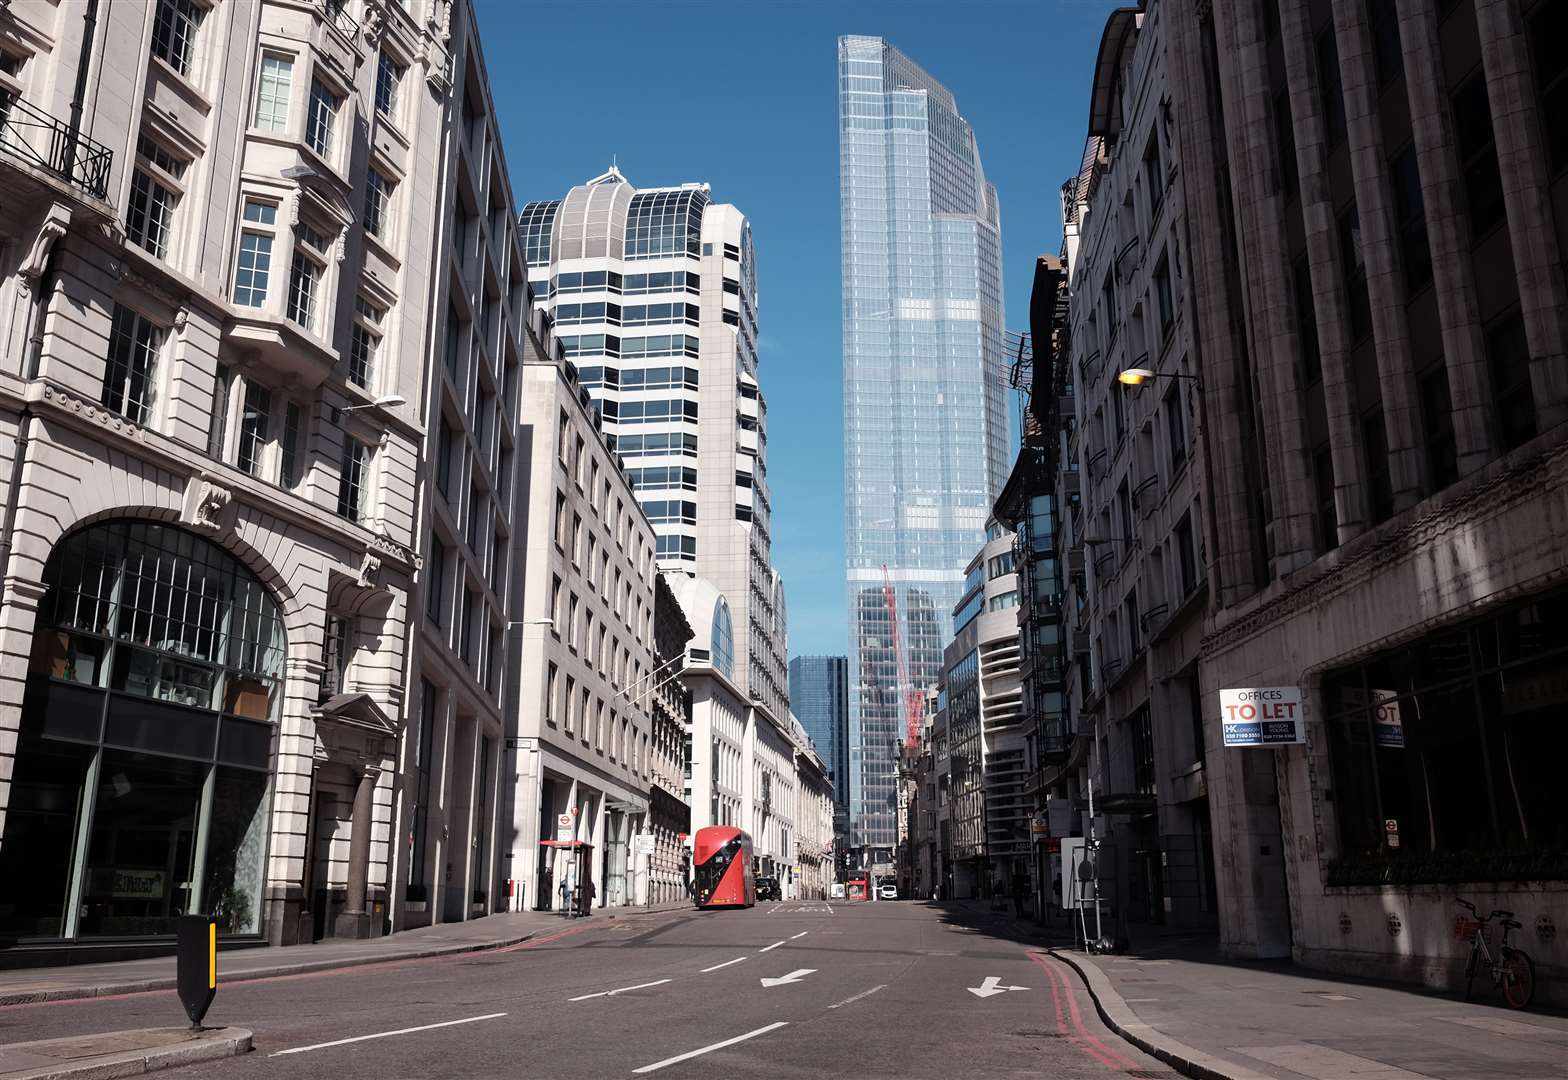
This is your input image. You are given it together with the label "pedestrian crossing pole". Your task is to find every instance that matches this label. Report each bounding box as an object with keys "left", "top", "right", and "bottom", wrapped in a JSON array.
[{"left": 176, "top": 914, "right": 218, "bottom": 1031}]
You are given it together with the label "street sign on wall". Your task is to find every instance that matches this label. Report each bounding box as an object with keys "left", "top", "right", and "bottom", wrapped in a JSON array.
[{"left": 1220, "top": 687, "right": 1305, "bottom": 747}]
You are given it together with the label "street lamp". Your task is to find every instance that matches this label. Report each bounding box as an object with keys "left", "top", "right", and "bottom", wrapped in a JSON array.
[
  {"left": 330, "top": 394, "right": 406, "bottom": 423},
  {"left": 1117, "top": 367, "right": 1199, "bottom": 387}
]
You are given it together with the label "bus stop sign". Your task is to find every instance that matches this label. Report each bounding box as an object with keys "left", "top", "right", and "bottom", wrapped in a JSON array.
[{"left": 176, "top": 915, "right": 217, "bottom": 1029}]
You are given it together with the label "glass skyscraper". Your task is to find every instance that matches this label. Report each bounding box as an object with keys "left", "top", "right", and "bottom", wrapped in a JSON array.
[
  {"left": 838, "top": 37, "right": 1008, "bottom": 856},
  {"left": 788, "top": 655, "right": 849, "bottom": 809}
]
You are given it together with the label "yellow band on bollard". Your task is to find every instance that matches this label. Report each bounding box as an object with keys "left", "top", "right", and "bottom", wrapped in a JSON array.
[{"left": 208, "top": 922, "right": 216, "bottom": 989}]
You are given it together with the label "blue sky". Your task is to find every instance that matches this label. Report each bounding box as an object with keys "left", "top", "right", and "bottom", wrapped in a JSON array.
[{"left": 476, "top": 0, "right": 1115, "bottom": 658}]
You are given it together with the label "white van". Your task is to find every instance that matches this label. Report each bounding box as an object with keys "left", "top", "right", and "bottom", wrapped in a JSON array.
[{"left": 830, "top": 882, "right": 847, "bottom": 899}]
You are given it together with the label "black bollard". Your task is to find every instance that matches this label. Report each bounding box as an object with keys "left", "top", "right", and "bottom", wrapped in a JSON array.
[{"left": 176, "top": 915, "right": 217, "bottom": 1031}]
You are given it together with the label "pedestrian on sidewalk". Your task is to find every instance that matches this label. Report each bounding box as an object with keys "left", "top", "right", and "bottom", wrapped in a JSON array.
[
  {"left": 1012, "top": 874, "right": 1027, "bottom": 918},
  {"left": 559, "top": 875, "right": 571, "bottom": 917}
]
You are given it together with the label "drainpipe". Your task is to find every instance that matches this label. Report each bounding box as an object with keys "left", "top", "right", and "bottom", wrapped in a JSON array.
[{"left": 0, "top": 0, "right": 99, "bottom": 598}]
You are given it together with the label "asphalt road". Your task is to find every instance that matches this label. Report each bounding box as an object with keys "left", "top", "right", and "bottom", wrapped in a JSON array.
[{"left": 0, "top": 902, "right": 1174, "bottom": 1079}]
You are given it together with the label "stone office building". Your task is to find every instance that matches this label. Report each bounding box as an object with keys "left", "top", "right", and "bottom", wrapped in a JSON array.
[
  {"left": 1155, "top": 0, "right": 1568, "bottom": 1000},
  {"left": 0, "top": 0, "right": 451, "bottom": 953}
]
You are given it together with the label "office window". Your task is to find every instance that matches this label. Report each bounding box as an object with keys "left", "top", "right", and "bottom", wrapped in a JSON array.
[
  {"left": 1293, "top": 257, "right": 1321, "bottom": 384},
  {"left": 1389, "top": 146, "right": 1432, "bottom": 292},
  {"left": 208, "top": 364, "right": 232, "bottom": 459},
  {"left": 1316, "top": 28, "right": 1347, "bottom": 147},
  {"left": 1153, "top": 257, "right": 1174, "bottom": 338},
  {"left": 568, "top": 593, "right": 579, "bottom": 651},
  {"left": 286, "top": 224, "right": 327, "bottom": 331},
  {"left": 436, "top": 417, "right": 455, "bottom": 499},
  {"left": 459, "top": 587, "right": 476, "bottom": 663},
  {"left": 1420, "top": 365, "right": 1459, "bottom": 491},
  {"left": 1339, "top": 204, "right": 1372, "bottom": 341},
  {"left": 1532, "top": 0, "right": 1568, "bottom": 173},
  {"left": 364, "top": 168, "right": 394, "bottom": 240},
  {"left": 564, "top": 675, "right": 576, "bottom": 735},
  {"left": 1166, "top": 385, "right": 1186, "bottom": 470},
  {"left": 151, "top": 0, "right": 204, "bottom": 78},
  {"left": 236, "top": 379, "right": 272, "bottom": 477},
  {"left": 546, "top": 662, "right": 559, "bottom": 724},
  {"left": 1452, "top": 73, "right": 1507, "bottom": 235},
  {"left": 1314, "top": 446, "right": 1337, "bottom": 553},
  {"left": 375, "top": 50, "right": 403, "bottom": 121},
  {"left": 426, "top": 536, "right": 447, "bottom": 625},
  {"left": 126, "top": 137, "right": 183, "bottom": 259},
  {"left": 1363, "top": 408, "right": 1394, "bottom": 525},
  {"left": 320, "top": 614, "right": 351, "bottom": 701},
  {"left": 1368, "top": 0, "right": 1403, "bottom": 87},
  {"left": 550, "top": 574, "right": 563, "bottom": 629},
  {"left": 279, "top": 401, "right": 303, "bottom": 490},
  {"left": 306, "top": 78, "right": 340, "bottom": 159},
  {"left": 1143, "top": 134, "right": 1164, "bottom": 217},
  {"left": 1176, "top": 515, "right": 1198, "bottom": 596},
  {"left": 102, "top": 305, "right": 161, "bottom": 425},
  {"left": 1485, "top": 313, "right": 1537, "bottom": 451},
  {"left": 1274, "top": 89, "right": 1298, "bottom": 199},
  {"left": 349, "top": 297, "right": 383, "bottom": 390},
  {"left": 336, "top": 437, "right": 369, "bottom": 522},
  {"left": 233, "top": 200, "right": 277, "bottom": 307},
  {"left": 252, "top": 53, "right": 293, "bottom": 132}
]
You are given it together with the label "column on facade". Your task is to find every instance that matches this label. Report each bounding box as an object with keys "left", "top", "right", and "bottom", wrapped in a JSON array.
[
  {"left": 0, "top": 574, "right": 47, "bottom": 839},
  {"left": 1332, "top": 0, "right": 1427, "bottom": 508},
  {"left": 1210, "top": 0, "right": 1319, "bottom": 575},
  {"left": 1278, "top": 0, "right": 1374, "bottom": 543},
  {"left": 269, "top": 653, "right": 329, "bottom": 944},
  {"left": 1165, "top": 1, "right": 1276, "bottom": 603},
  {"left": 1474, "top": 0, "right": 1568, "bottom": 430},
  {"left": 1394, "top": 0, "right": 1498, "bottom": 475},
  {"left": 340, "top": 766, "right": 377, "bottom": 933}
]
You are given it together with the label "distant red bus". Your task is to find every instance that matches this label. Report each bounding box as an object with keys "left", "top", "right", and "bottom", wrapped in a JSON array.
[
  {"left": 846, "top": 874, "right": 869, "bottom": 901},
  {"left": 693, "top": 826, "right": 754, "bottom": 908}
]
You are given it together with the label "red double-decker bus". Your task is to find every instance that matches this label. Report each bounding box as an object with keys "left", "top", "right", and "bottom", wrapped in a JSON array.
[{"left": 693, "top": 826, "right": 754, "bottom": 908}]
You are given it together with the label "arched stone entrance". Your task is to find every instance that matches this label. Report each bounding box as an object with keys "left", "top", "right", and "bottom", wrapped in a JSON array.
[{"left": 0, "top": 519, "right": 284, "bottom": 943}]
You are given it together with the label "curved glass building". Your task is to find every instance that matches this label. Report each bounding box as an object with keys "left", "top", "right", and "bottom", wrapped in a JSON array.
[{"left": 839, "top": 36, "right": 1008, "bottom": 856}]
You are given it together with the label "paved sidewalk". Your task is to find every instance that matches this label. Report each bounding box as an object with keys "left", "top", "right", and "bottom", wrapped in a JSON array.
[
  {"left": 1052, "top": 934, "right": 1568, "bottom": 1080},
  {"left": 0, "top": 901, "right": 692, "bottom": 1007},
  {"left": 0, "top": 1026, "right": 251, "bottom": 1079}
]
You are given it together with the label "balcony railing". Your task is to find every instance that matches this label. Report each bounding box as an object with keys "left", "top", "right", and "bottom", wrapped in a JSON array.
[
  {"left": 317, "top": 0, "right": 359, "bottom": 38},
  {"left": 0, "top": 93, "right": 114, "bottom": 202}
]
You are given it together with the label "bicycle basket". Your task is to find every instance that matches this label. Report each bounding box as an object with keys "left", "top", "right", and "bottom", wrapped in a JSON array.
[{"left": 1454, "top": 917, "right": 1481, "bottom": 941}]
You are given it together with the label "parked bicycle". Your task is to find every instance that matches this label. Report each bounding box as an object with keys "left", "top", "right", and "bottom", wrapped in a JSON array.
[{"left": 1455, "top": 899, "right": 1534, "bottom": 1009}]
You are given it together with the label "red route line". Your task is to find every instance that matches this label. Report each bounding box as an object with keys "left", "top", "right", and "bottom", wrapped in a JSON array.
[
  {"left": 1027, "top": 951, "right": 1142, "bottom": 1073},
  {"left": 0, "top": 921, "right": 604, "bottom": 1012}
]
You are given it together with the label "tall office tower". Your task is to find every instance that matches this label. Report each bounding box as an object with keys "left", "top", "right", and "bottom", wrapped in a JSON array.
[
  {"left": 838, "top": 37, "right": 1008, "bottom": 859},
  {"left": 788, "top": 655, "right": 850, "bottom": 816},
  {"left": 520, "top": 171, "right": 788, "bottom": 725}
]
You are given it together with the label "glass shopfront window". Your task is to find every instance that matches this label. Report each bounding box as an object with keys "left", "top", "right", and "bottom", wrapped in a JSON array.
[
  {"left": 1324, "top": 589, "right": 1568, "bottom": 885},
  {"left": 0, "top": 520, "right": 282, "bottom": 942}
]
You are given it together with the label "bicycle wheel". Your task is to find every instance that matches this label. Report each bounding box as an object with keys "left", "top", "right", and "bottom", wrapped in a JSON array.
[
  {"left": 1464, "top": 948, "right": 1477, "bottom": 1003},
  {"left": 1501, "top": 949, "right": 1535, "bottom": 1010}
]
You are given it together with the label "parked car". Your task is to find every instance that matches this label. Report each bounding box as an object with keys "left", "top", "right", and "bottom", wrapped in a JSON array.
[
  {"left": 878, "top": 883, "right": 899, "bottom": 900},
  {"left": 757, "top": 876, "right": 783, "bottom": 901}
]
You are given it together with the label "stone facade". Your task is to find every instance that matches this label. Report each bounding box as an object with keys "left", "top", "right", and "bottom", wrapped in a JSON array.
[
  {"left": 0, "top": 0, "right": 451, "bottom": 951},
  {"left": 1140, "top": 0, "right": 1568, "bottom": 1002}
]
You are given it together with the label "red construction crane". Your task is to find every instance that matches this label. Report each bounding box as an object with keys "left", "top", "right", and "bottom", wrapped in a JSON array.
[{"left": 881, "top": 564, "right": 924, "bottom": 749}]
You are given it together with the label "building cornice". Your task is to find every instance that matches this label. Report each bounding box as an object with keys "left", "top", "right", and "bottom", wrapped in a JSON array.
[{"left": 1201, "top": 433, "right": 1568, "bottom": 659}]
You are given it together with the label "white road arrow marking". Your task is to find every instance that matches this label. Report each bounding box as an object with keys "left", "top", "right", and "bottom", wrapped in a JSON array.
[
  {"left": 760, "top": 968, "right": 817, "bottom": 988},
  {"left": 967, "top": 975, "right": 1030, "bottom": 999}
]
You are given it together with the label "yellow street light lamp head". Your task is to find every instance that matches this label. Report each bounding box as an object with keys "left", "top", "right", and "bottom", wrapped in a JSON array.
[{"left": 1118, "top": 367, "right": 1155, "bottom": 386}]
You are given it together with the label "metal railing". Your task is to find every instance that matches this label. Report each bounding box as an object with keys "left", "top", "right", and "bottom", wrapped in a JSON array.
[
  {"left": 0, "top": 92, "right": 114, "bottom": 201},
  {"left": 317, "top": 0, "right": 359, "bottom": 38}
]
